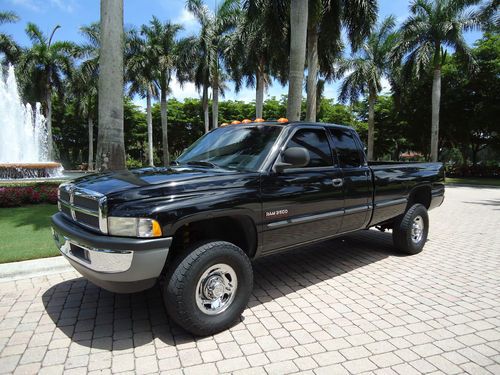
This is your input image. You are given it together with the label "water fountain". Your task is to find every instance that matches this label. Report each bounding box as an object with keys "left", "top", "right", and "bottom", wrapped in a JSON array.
[{"left": 0, "top": 65, "right": 62, "bottom": 179}]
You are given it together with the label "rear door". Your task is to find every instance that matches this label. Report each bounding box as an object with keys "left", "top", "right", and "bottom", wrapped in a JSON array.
[
  {"left": 328, "top": 128, "right": 373, "bottom": 232},
  {"left": 261, "top": 127, "right": 344, "bottom": 253}
]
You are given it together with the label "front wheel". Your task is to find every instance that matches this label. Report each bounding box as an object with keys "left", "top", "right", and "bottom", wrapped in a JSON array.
[
  {"left": 162, "top": 241, "right": 253, "bottom": 336},
  {"left": 392, "top": 204, "right": 429, "bottom": 255}
]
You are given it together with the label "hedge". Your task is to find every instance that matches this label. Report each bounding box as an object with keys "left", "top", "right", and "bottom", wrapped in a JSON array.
[{"left": 0, "top": 183, "right": 59, "bottom": 207}]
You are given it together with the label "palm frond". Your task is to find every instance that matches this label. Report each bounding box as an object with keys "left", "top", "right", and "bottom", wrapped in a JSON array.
[{"left": 0, "top": 11, "right": 19, "bottom": 25}]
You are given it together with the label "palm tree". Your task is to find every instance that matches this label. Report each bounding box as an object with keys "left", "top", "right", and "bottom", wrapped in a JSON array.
[
  {"left": 140, "top": 18, "right": 183, "bottom": 166},
  {"left": 0, "top": 11, "right": 20, "bottom": 64},
  {"left": 287, "top": 0, "right": 308, "bottom": 121},
  {"left": 179, "top": 32, "right": 210, "bottom": 133},
  {"left": 70, "top": 65, "right": 98, "bottom": 170},
  {"left": 78, "top": 23, "right": 100, "bottom": 170},
  {"left": 305, "top": 0, "right": 378, "bottom": 121},
  {"left": 97, "top": 0, "right": 125, "bottom": 170},
  {"left": 126, "top": 28, "right": 158, "bottom": 167},
  {"left": 21, "top": 23, "right": 78, "bottom": 159},
  {"left": 187, "top": 0, "right": 240, "bottom": 129},
  {"left": 228, "top": 1, "right": 289, "bottom": 119},
  {"left": 393, "top": 0, "right": 481, "bottom": 162},
  {"left": 338, "top": 16, "right": 398, "bottom": 160}
]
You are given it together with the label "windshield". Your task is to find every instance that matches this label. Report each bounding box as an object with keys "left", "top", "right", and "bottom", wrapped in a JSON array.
[{"left": 176, "top": 125, "right": 282, "bottom": 172}]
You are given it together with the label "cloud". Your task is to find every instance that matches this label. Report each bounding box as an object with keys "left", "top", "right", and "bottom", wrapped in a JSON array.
[
  {"left": 170, "top": 76, "right": 200, "bottom": 100},
  {"left": 173, "top": 8, "right": 199, "bottom": 34},
  {"left": 380, "top": 77, "right": 391, "bottom": 94},
  {"left": 49, "top": 0, "right": 77, "bottom": 13},
  {"left": 9, "top": 0, "right": 77, "bottom": 13},
  {"left": 9, "top": 0, "right": 42, "bottom": 12}
]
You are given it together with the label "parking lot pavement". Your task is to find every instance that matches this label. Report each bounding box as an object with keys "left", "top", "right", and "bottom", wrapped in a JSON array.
[{"left": 0, "top": 185, "right": 499, "bottom": 375}]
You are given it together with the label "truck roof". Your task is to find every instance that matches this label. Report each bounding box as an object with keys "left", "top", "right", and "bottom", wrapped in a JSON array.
[{"left": 221, "top": 120, "right": 354, "bottom": 131}]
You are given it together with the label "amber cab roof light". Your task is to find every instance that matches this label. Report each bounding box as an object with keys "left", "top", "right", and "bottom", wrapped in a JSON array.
[{"left": 277, "top": 117, "right": 289, "bottom": 123}]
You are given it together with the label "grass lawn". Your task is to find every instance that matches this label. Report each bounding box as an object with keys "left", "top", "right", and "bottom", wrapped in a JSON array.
[
  {"left": 0, "top": 204, "right": 59, "bottom": 264},
  {"left": 446, "top": 177, "right": 500, "bottom": 187}
]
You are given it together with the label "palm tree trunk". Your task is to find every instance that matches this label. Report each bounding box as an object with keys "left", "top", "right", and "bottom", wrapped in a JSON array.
[
  {"left": 97, "top": 0, "right": 125, "bottom": 171},
  {"left": 202, "top": 84, "right": 209, "bottom": 133},
  {"left": 430, "top": 67, "right": 441, "bottom": 162},
  {"left": 46, "top": 85, "right": 53, "bottom": 160},
  {"left": 305, "top": 26, "right": 318, "bottom": 122},
  {"left": 146, "top": 86, "right": 154, "bottom": 167},
  {"left": 88, "top": 116, "right": 94, "bottom": 170},
  {"left": 255, "top": 62, "right": 265, "bottom": 119},
  {"left": 286, "top": 0, "right": 308, "bottom": 121},
  {"left": 367, "top": 90, "right": 375, "bottom": 160},
  {"left": 160, "top": 88, "right": 169, "bottom": 166},
  {"left": 212, "top": 84, "right": 219, "bottom": 128}
]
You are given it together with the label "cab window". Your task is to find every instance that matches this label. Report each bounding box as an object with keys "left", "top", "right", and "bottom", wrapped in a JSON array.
[
  {"left": 285, "top": 129, "right": 333, "bottom": 168},
  {"left": 329, "top": 128, "right": 364, "bottom": 168}
]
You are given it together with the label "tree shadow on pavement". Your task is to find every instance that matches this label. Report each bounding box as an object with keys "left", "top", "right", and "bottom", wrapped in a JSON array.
[{"left": 42, "top": 229, "right": 398, "bottom": 349}]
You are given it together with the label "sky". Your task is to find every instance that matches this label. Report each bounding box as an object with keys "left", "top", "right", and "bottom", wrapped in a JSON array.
[{"left": 1, "top": 0, "right": 484, "bottom": 110}]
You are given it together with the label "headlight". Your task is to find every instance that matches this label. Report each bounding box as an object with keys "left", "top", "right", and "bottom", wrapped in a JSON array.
[{"left": 107, "top": 217, "right": 162, "bottom": 238}]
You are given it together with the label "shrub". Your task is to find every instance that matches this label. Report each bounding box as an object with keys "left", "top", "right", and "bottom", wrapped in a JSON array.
[
  {"left": 445, "top": 164, "right": 500, "bottom": 178},
  {"left": 0, "top": 183, "right": 59, "bottom": 207}
]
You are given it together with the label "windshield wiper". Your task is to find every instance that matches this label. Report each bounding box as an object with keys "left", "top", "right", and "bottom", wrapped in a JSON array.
[{"left": 186, "top": 160, "right": 218, "bottom": 168}]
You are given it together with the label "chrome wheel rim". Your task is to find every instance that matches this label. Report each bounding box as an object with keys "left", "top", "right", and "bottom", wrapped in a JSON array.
[
  {"left": 195, "top": 263, "right": 238, "bottom": 315},
  {"left": 411, "top": 215, "right": 424, "bottom": 243}
]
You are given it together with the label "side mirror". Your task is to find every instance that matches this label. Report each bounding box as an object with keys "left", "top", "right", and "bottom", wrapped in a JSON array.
[{"left": 275, "top": 147, "right": 310, "bottom": 172}]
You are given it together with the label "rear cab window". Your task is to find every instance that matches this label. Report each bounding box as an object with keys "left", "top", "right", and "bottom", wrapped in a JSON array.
[{"left": 328, "top": 128, "right": 365, "bottom": 168}]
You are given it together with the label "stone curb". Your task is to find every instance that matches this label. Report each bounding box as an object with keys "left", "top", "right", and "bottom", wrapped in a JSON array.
[{"left": 0, "top": 256, "right": 72, "bottom": 282}]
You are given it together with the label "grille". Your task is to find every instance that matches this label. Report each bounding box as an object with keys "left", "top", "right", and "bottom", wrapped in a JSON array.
[
  {"left": 75, "top": 211, "right": 100, "bottom": 228},
  {"left": 58, "top": 184, "right": 107, "bottom": 233},
  {"left": 74, "top": 195, "right": 99, "bottom": 211}
]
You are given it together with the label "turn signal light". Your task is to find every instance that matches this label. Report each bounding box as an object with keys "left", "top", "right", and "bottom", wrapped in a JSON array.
[
  {"left": 277, "top": 117, "right": 289, "bottom": 123},
  {"left": 151, "top": 220, "right": 162, "bottom": 237},
  {"left": 231, "top": 120, "right": 241, "bottom": 125}
]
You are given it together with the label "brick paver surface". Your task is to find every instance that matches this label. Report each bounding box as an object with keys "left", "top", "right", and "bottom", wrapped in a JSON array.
[{"left": 1, "top": 186, "right": 499, "bottom": 374}]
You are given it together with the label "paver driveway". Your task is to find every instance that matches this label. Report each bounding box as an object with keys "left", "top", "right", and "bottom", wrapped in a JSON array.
[{"left": 0, "top": 186, "right": 499, "bottom": 375}]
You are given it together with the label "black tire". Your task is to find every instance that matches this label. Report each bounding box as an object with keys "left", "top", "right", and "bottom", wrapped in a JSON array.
[
  {"left": 392, "top": 203, "right": 429, "bottom": 255},
  {"left": 162, "top": 241, "right": 253, "bottom": 336}
]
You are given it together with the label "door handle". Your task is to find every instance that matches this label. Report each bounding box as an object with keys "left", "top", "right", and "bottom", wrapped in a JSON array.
[{"left": 332, "top": 178, "right": 343, "bottom": 187}]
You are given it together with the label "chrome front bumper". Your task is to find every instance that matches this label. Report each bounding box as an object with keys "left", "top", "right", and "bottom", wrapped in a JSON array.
[
  {"left": 51, "top": 212, "right": 172, "bottom": 293},
  {"left": 53, "top": 230, "right": 134, "bottom": 273}
]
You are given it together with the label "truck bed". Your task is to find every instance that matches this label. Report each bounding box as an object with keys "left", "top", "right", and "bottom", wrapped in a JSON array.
[{"left": 367, "top": 161, "right": 445, "bottom": 227}]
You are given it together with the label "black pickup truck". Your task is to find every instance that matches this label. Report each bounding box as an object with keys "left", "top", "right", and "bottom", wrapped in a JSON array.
[{"left": 52, "top": 121, "right": 444, "bottom": 335}]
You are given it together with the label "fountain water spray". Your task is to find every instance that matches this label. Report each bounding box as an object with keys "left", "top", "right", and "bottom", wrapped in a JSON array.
[{"left": 0, "top": 65, "right": 62, "bottom": 179}]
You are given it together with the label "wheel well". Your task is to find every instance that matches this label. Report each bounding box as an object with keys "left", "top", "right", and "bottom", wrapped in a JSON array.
[
  {"left": 408, "top": 186, "right": 431, "bottom": 209},
  {"left": 168, "top": 215, "right": 257, "bottom": 263}
]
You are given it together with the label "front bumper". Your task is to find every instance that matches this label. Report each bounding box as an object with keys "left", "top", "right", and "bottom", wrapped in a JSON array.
[{"left": 51, "top": 213, "right": 172, "bottom": 293}]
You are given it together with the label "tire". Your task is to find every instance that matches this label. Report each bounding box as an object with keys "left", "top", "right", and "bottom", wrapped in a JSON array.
[
  {"left": 162, "top": 241, "right": 253, "bottom": 336},
  {"left": 392, "top": 203, "right": 429, "bottom": 255}
]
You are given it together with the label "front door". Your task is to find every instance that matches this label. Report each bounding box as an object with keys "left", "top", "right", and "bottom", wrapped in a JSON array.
[{"left": 261, "top": 127, "right": 344, "bottom": 253}]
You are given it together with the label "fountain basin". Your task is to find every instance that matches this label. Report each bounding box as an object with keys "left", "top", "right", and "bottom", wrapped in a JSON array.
[{"left": 0, "top": 162, "right": 63, "bottom": 179}]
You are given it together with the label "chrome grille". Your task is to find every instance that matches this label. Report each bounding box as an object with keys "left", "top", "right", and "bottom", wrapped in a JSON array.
[{"left": 58, "top": 183, "right": 108, "bottom": 233}]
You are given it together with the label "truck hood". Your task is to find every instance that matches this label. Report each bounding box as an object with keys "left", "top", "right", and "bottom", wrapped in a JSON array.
[{"left": 71, "top": 166, "right": 259, "bottom": 202}]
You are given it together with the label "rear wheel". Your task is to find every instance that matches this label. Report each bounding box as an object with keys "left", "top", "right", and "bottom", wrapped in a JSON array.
[
  {"left": 392, "top": 204, "right": 429, "bottom": 255},
  {"left": 162, "top": 241, "right": 253, "bottom": 336}
]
